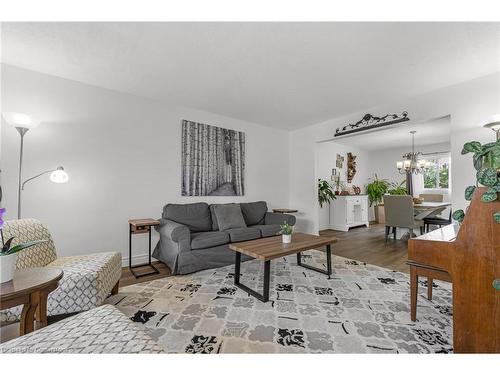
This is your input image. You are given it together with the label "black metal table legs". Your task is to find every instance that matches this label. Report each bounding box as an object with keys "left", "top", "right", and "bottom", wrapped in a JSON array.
[
  {"left": 129, "top": 223, "right": 160, "bottom": 278},
  {"left": 233, "top": 245, "right": 333, "bottom": 302},
  {"left": 297, "top": 244, "right": 332, "bottom": 278},
  {"left": 234, "top": 252, "right": 271, "bottom": 302}
]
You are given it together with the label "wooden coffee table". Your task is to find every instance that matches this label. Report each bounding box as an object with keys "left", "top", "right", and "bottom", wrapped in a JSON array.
[
  {"left": 229, "top": 233, "right": 338, "bottom": 302},
  {"left": 0, "top": 268, "right": 63, "bottom": 336}
]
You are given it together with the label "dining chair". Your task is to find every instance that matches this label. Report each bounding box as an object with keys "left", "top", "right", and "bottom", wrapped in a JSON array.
[
  {"left": 424, "top": 209, "right": 452, "bottom": 232},
  {"left": 383, "top": 195, "right": 424, "bottom": 241}
]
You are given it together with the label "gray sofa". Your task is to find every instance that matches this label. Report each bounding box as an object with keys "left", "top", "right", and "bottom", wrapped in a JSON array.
[{"left": 152, "top": 201, "right": 296, "bottom": 274}]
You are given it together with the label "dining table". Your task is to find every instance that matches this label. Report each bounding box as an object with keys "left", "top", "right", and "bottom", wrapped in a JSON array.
[
  {"left": 378, "top": 200, "right": 452, "bottom": 239},
  {"left": 412, "top": 201, "right": 451, "bottom": 220}
]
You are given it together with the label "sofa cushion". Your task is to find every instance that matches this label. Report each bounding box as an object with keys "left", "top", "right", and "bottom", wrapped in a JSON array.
[
  {"left": 225, "top": 227, "right": 261, "bottom": 242},
  {"left": 191, "top": 231, "right": 230, "bottom": 250},
  {"left": 163, "top": 202, "right": 212, "bottom": 232},
  {"left": 250, "top": 224, "right": 281, "bottom": 238},
  {"left": 240, "top": 201, "right": 268, "bottom": 226},
  {"left": 214, "top": 203, "right": 247, "bottom": 231},
  {"left": 209, "top": 203, "right": 233, "bottom": 231}
]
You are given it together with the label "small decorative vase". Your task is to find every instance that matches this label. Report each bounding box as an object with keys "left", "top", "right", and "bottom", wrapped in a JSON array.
[
  {"left": 282, "top": 234, "right": 292, "bottom": 244},
  {"left": 0, "top": 253, "right": 17, "bottom": 283}
]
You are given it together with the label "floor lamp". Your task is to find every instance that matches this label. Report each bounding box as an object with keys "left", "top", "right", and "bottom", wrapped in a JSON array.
[{"left": 2, "top": 112, "right": 69, "bottom": 219}]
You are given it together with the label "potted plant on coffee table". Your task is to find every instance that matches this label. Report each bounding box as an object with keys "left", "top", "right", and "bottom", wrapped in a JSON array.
[
  {"left": 0, "top": 208, "right": 47, "bottom": 283},
  {"left": 280, "top": 221, "right": 294, "bottom": 244}
]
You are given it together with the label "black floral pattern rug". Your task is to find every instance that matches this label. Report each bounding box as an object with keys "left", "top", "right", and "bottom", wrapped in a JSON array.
[{"left": 106, "top": 252, "right": 453, "bottom": 353}]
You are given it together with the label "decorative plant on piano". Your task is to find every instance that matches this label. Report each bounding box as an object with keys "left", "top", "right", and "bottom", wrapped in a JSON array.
[{"left": 452, "top": 139, "right": 500, "bottom": 224}]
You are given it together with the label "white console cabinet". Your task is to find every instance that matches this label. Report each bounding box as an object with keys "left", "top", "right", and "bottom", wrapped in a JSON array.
[{"left": 329, "top": 195, "right": 369, "bottom": 232}]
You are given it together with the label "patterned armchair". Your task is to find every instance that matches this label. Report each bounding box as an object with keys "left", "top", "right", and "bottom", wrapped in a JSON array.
[{"left": 0, "top": 219, "right": 122, "bottom": 323}]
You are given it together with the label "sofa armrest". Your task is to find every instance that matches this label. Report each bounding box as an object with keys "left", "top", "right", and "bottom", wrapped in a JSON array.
[
  {"left": 264, "top": 212, "right": 296, "bottom": 226},
  {"left": 156, "top": 219, "right": 191, "bottom": 251}
]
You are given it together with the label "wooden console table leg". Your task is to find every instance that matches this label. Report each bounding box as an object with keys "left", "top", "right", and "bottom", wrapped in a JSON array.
[
  {"left": 410, "top": 267, "right": 418, "bottom": 322},
  {"left": 427, "top": 277, "right": 433, "bottom": 301},
  {"left": 20, "top": 291, "right": 40, "bottom": 335}
]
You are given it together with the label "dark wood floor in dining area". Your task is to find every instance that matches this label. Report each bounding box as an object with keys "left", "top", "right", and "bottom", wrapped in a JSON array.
[{"left": 320, "top": 223, "right": 410, "bottom": 273}]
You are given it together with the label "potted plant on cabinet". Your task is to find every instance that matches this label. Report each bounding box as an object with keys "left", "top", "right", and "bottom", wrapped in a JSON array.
[
  {"left": 366, "top": 174, "right": 389, "bottom": 223},
  {"left": 0, "top": 208, "right": 47, "bottom": 283},
  {"left": 280, "top": 221, "right": 294, "bottom": 244}
]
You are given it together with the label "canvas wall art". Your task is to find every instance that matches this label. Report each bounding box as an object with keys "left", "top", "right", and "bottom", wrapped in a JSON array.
[{"left": 181, "top": 120, "right": 245, "bottom": 196}]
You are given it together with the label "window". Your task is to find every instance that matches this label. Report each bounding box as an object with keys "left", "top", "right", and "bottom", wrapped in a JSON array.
[{"left": 423, "top": 156, "right": 450, "bottom": 189}]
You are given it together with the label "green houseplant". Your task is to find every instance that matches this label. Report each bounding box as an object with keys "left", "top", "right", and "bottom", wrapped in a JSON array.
[
  {"left": 452, "top": 139, "right": 500, "bottom": 224},
  {"left": 280, "top": 221, "right": 294, "bottom": 243},
  {"left": 387, "top": 180, "right": 407, "bottom": 196},
  {"left": 318, "top": 179, "right": 336, "bottom": 208},
  {"left": 366, "top": 174, "right": 389, "bottom": 223},
  {"left": 366, "top": 174, "right": 389, "bottom": 206}
]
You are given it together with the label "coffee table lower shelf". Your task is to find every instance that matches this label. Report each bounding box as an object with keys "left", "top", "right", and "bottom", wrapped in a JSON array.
[{"left": 233, "top": 244, "right": 332, "bottom": 303}]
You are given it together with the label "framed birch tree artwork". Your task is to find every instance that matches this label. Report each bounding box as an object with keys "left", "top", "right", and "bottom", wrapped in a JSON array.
[{"left": 181, "top": 120, "right": 245, "bottom": 196}]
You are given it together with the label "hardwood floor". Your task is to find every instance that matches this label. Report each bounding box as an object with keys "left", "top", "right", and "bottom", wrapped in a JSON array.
[
  {"left": 119, "top": 261, "right": 171, "bottom": 287},
  {"left": 320, "top": 223, "right": 410, "bottom": 273}
]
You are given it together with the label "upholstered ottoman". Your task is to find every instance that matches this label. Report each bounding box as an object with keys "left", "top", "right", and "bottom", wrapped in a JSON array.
[{"left": 0, "top": 305, "right": 163, "bottom": 353}]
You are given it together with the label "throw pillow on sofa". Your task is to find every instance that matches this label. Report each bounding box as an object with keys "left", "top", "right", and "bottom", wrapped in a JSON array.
[{"left": 214, "top": 203, "right": 247, "bottom": 231}]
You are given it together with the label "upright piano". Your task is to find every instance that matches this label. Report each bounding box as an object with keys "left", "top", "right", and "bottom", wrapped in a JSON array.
[{"left": 408, "top": 187, "right": 499, "bottom": 353}]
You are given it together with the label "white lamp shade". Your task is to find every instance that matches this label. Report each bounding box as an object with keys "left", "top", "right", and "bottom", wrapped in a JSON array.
[
  {"left": 2, "top": 112, "right": 39, "bottom": 129},
  {"left": 403, "top": 160, "right": 411, "bottom": 168},
  {"left": 396, "top": 161, "right": 403, "bottom": 169},
  {"left": 50, "top": 167, "right": 69, "bottom": 184}
]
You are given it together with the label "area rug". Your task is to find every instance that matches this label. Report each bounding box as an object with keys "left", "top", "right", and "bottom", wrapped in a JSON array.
[{"left": 105, "top": 252, "right": 453, "bottom": 353}]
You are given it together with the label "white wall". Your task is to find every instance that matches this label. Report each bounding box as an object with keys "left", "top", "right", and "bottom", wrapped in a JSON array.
[
  {"left": 315, "top": 141, "right": 372, "bottom": 229},
  {"left": 290, "top": 72, "right": 500, "bottom": 234},
  {"left": 0, "top": 64, "right": 290, "bottom": 265}
]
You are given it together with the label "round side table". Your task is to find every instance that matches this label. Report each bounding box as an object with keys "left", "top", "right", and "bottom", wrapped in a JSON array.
[{"left": 0, "top": 268, "right": 63, "bottom": 336}]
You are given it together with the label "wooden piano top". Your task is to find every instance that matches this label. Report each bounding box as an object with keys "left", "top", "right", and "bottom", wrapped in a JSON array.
[{"left": 412, "top": 223, "right": 459, "bottom": 242}]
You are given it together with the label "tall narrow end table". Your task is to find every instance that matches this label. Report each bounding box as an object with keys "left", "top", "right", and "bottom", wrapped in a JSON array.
[
  {"left": 128, "top": 218, "right": 160, "bottom": 278},
  {"left": 229, "top": 233, "right": 338, "bottom": 303}
]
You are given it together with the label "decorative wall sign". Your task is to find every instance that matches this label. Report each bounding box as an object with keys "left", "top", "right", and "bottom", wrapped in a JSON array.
[
  {"left": 334, "top": 111, "right": 409, "bottom": 137},
  {"left": 347, "top": 152, "right": 357, "bottom": 183},
  {"left": 181, "top": 120, "right": 245, "bottom": 196},
  {"left": 335, "top": 154, "right": 344, "bottom": 169}
]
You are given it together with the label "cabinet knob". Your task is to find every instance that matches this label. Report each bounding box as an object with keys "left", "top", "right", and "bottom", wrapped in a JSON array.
[{"left": 494, "top": 279, "right": 500, "bottom": 290}]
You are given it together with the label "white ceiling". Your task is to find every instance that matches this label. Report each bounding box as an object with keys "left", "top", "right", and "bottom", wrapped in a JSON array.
[
  {"left": 328, "top": 117, "right": 451, "bottom": 151},
  {"left": 1, "top": 22, "right": 499, "bottom": 130}
]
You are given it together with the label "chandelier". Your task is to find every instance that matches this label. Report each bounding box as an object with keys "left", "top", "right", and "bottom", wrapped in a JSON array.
[{"left": 396, "top": 131, "right": 429, "bottom": 175}]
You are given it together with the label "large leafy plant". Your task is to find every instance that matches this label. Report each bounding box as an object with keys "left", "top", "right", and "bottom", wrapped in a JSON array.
[
  {"left": 387, "top": 180, "right": 407, "bottom": 196},
  {"left": 452, "top": 139, "right": 500, "bottom": 224},
  {"left": 318, "top": 179, "right": 336, "bottom": 208},
  {"left": 0, "top": 208, "right": 46, "bottom": 256},
  {"left": 366, "top": 174, "right": 389, "bottom": 206}
]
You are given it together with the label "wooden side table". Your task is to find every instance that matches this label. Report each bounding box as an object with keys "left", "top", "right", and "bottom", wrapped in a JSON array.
[
  {"left": 272, "top": 208, "right": 298, "bottom": 214},
  {"left": 0, "top": 267, "right": 63, "bottom": 336},
  {"left": 128, "top": 218, "right": 160, "bottom": 278}
]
